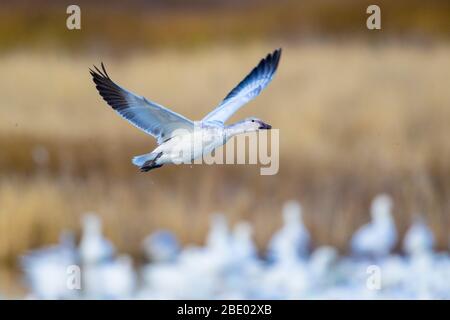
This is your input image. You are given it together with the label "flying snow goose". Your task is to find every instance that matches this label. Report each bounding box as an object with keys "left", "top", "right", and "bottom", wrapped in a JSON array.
[{"left": 90, "top": 49, "right": 281, "bottom": 171}]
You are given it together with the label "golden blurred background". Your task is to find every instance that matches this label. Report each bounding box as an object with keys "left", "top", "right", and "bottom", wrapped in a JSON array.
[{"left": 0, "top": 0, "right": 449, "bottom": 296}]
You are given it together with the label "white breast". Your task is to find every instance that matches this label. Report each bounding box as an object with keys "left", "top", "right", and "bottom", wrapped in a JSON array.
[{"left": 156, "top": 127, "right": 226, "bottom": 164}]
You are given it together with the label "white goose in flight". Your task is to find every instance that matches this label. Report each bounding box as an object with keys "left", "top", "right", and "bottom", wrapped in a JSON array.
[{"left": 90, "top": 48, "right": 281, "bottom": 172}]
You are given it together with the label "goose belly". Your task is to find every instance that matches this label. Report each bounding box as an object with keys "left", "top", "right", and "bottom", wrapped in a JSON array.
[{"left": 157, "top": 130, "right": 225, "bottom": 164}]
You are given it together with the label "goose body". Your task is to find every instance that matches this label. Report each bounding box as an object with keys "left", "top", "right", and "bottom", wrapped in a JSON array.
[
  {"left": 90, "top": 49, "right": 281, "bottom": 171},
  {"left": 351, "top": 194, "right": 397, "bottom": 258},
  {"left": 138, "top": 123, "right": 227, "bottom": 168}
]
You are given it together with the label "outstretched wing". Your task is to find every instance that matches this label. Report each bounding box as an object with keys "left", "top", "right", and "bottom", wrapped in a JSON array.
[
  {"left": 90, "top": 63, "right": 194, "bottom": 144},
  {"left": 202, "top": 48, "right": 281, "bottom": 124}
]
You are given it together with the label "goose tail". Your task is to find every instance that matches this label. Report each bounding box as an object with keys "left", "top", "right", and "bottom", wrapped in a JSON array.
[
  {"left": 131, "top": 153, "right": 158, "bottom": 167},
  {"left": 132, "top": 152, "right": 163, "bottom": 172}
]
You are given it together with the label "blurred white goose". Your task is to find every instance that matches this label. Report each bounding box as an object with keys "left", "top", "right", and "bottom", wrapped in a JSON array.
[
  {"left": 142, "top": 215, "right": 233, "bottom": 299},
  {"left": 267, "top": 201, "right": 310, "bottom": 264},
  {"left": 79, "top": 214, "right": 114, "bottom": 265},
  {"left": 225, "top": 221, "right": 263, "bottom": 298},
  {"left": 22, "top": 232, "right": 79, "bottom": 299},
  {"left": 188, "top": 213, "right": 236, "bottom": 274},
  {"left": 78, "top": 216, "right": 137, "bottom": 299},
  {"left": 351, "top": 194, "right": 397, "bottom": 258},
  {"left": 231, "top": 221, "right": 258, "bottom": 261},
  {"left": 260, "top": 257, "right": 310, "bottom": 299},
  {"left": 403, "top": 215, "right": 434, "bottom": 256},
  {"left": 90, "top": 49, "right": 281, "bottom": 172},
  {"left": 205, "top": 213, "right": 232, "bottom": 255},
  {"left": 85, "top": 255, "right": 136, "bottom": 299},
  {"left": 308, "top": 246, "right": 339, "bottom": 288},
  {"left": 142, "top": 230, "right": 180, "bottom": 263},
  {"left": 140, "top": 262, "right": 201, "bottom": 299},
  {"left": 263, "top": 201, "right": 311, "bottom": 298}
]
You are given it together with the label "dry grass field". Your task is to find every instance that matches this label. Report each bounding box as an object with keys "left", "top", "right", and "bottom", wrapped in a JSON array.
[{"left": 1, "top": 42, "right": 450, "bottom": 271}]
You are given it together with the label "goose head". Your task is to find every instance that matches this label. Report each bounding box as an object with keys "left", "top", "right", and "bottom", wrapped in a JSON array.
[
  {"left": 245, "top": 117, "right": 272, "bottom": 130},
  {"left": 370, "top": 194, "right": 393, "bottom": 223},
  {"left": 227, "top": 117, "right": 272, "bottom": 136}
]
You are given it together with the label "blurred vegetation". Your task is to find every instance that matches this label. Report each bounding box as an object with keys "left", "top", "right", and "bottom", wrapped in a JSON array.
[
  {"left": 1, "top": 44, "right": 449, "bottom": 267},
  {"left": 0, "top": 0, "right": 449, "bottom": 52},
  {"left": 0, "top": 1, "right": 449, "bottom": 296}
]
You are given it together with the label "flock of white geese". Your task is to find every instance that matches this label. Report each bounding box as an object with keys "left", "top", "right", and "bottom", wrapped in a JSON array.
[{"left": 19, "top": 195, "right": 450, "bottom": 299}]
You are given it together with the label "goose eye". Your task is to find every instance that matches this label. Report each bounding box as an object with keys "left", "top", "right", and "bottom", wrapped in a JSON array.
[{"left": 251, "top": 120, "right": 255, "bottom": 122}]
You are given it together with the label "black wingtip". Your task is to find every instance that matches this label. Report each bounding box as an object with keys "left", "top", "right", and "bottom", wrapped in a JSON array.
[
  {"left": 271, "top": 48, "right": 282, "bottom": 69},
  {"left": 89, "top": 62, "right": 125, "bottom": 111},
  {"left": 100, "top": 62, "right": 110, "bottom": 79},
  {"left": 261, "top": 48, "right": 282, "bottom": 70},
  {"left": 275, "top": 48, "right": 282, "bottom": 60},
  {"left": 271, "top": 48, "right": 282, "bottom": 57},
  {"left": 89, "top": 66, "right": 99, "bottom": 78},
  {"left": 89, "top": 62, "right": 110, "bottom": 80}
]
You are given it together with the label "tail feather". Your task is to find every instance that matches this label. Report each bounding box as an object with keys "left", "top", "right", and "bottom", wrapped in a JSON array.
[
  {"left": 132, "top": 152, "right": 163, "bottom": 172},
  {"left": 132, "top": 153, "right": 158, "bottom": 167},
  {"left": 140, "top": 163, "right": 163, "bottom": 172}
]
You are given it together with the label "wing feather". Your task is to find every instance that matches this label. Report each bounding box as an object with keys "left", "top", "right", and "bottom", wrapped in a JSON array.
[
  {"left": 202, "top": 48, "right": 281, "bottom": 124},
  {"left": 90, "top": 63, "right": 194, "bottom": 144}
]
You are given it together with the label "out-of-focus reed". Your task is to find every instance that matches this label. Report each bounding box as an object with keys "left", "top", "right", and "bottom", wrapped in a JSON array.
[{"left": 1, "top": 43, "right": 449, "bottom": 264}]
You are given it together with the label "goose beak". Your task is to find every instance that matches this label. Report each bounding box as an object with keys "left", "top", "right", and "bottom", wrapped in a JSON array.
[{"left": 259, "top": 122, "right": 272, "bottom": 130}]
